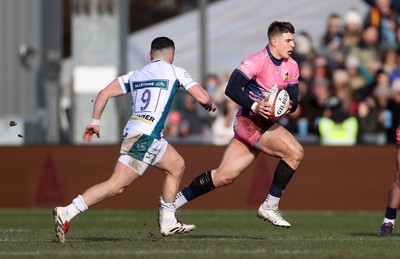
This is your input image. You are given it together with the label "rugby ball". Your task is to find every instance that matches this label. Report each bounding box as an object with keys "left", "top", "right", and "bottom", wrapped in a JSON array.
[{"left": 267, "top": 88, "right": 290, "bottom": 118}]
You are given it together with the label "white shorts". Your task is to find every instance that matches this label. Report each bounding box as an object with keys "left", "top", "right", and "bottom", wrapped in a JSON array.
[{"left": 118, "top": 129, "right": 168, "bottom": 175}]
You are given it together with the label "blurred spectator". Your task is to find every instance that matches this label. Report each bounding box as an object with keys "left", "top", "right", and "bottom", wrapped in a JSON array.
[
  {"left": 320, "top": 13, "right": 345, "bottom": 70},
  {"left": 358, "top": 97, "right": 384, "bottom": 137},
  {"left": 364, "top": 0, "right": 400, "bottom": 13},
  {"left": 211, "top": 98, "right": 237, "bottom": 146},
  {"left": 164, "top": 110, "right": 181, "bottom": 138},
  {"left": 59, "top": 57, "right": 74, "bottom": 143},
  {"left": 396, "top": 26, "right": 400, "bottom": 53},
  {"left": 179, "top": 95, "right": 211, "bottom": 142},
  {"left": 298, "top": 61, "right": 315, "bottom": 102},
  {"left": 343, "top": 7, "right": 364, "bottom": 52},
  {"left": 313, "top": 54, "right": 331, "bottom": 80},
  {"left": 204, "top": 73, "right": 227, "bottom": 109},
  {"left": 281, "top": 79, "right": 308, "bottom": 135},
  {"left": 363, "top": 0, "right": 399, "bottom": 51},
  {"left": 204, "top": 73, "right": 220, "bottom": 101},
  {"left": 344, "top": 55, "right": 368, "bottom": 100},
  {"left": 318, "top": 112, "right": 358, "bottom": 146},
  {"left": 292, "top": 31, "right": 316, "bottom": 65},
  {"left": 332, "top": 69, "right": 357, "bottom": 115},
  {"left": 348, "top": 25, "right": 382, "bottom": 87},
  {"left": 300, "top": 78, "right": 332, "bottom": 135},
  {"left": 374, "top": 83, "right": 393, "bottom": 140},
  {"left": 387, "top": 79, "right": 400, "bottom": 143},
  {"left": 357, "top": 75, "right": 391, "bottom": 144},
  {"left": 382, "top": 48, "right": 398, "bottom": 74},
  {"left": 199, "top": 73, "right": 225, "bottom": 122},
  {"left": 317, "top": 94, "right": 358, "bottom": 146},
  {"left": 387, "top": 48, "right": 400, "bottom": 81}
]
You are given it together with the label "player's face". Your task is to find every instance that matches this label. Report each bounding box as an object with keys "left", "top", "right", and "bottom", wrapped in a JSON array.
[{"left": 276, "top": 32, "right": 295, "bottom": 59}]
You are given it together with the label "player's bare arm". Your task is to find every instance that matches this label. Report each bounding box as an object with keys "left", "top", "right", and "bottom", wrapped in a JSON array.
[
  {"left": 82, "top": 79, "right": 124, "bottom": 142},
  {"left": 187, "top": 83, "right": 217, "bottom": 112}
]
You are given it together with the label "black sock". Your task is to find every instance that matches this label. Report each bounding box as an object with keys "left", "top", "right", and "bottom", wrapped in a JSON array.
[
  {"left": 181, "top": 171, "right": 215, "bottom": 201},
  {"left": 268, "top": 160, "right": 295, "bottom": 197},
  {"left": 385, "top": 206, "right": 397, "bottom": 220}
]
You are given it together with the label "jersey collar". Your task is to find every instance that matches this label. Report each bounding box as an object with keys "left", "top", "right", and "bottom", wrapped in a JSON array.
[{"left": 266, "top": 45, "right": 283, "bottom": 66}]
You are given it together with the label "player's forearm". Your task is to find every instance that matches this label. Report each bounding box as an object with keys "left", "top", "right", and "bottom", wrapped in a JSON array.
[
  {"left": 225, "top": 69, "right": 255, "bottom": 110},
  {"left": 91, "top": 90, "right": 109, "bottom": 121},
  {"left": 188, "top": 84, "right": 213, "bottom": 110},
  {"left": 286, "top": 83, "right": 298, "bottom": 113},
  {"left": 90, "top": 79, "right": 123, "bottom": 121}
]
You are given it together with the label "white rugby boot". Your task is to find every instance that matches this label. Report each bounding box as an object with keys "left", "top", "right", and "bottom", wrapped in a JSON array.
[
  {"left": 158, "top": 198, "right": 196, "bottom": 236},
  {"left": 159, "top": 219, "right": 196, "bottom": 236},
  {"left": 53, "top": 207, "right": 71, "bottom": 243},
  {"left": 257, "top": 204, "right": 291, "bottom": 228}
]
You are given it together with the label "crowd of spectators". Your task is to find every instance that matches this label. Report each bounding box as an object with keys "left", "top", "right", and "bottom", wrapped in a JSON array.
[{"left": 164, "top": 0, "right": 400, "bottom": 146}]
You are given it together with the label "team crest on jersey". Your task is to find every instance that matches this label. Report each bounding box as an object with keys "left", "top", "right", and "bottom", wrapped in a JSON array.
[{"left": 284, "top": 72, "right": 290, "bottom": 81}]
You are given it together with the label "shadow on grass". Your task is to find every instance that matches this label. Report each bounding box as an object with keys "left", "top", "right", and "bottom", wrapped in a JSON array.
[
  {"left": 64, "top": 233, "right": 269, "bottom": 243},
  {"left": 71, "top": 237, "right": 134, "bottom": 242},
  {"left": 174, "top": 234, "right": 269, "bottom": 241},
  {"left": 349, "top": 232, "right": 399, "bottom": 237}
]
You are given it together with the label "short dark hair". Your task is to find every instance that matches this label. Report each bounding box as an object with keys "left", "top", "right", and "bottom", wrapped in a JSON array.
[
  {"left": 268, "top": 21, "right": 295, "bottom": 40},
  {"left": 151, "top": 37, "right": 175, "bottom": 52}
]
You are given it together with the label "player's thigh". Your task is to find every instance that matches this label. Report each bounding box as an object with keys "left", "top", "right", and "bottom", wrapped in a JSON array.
[
  {"left": 154, "top": 144, "right": 185, "bottom": 176},
  {"left": 212, "top": 138, "right": 258, "bottom": 186},
  {"left": 109, "top": 161, "right": 141, "bottom": 187},
  {"left": 258, "top": 124, "right": 303, "bottom": 163}
]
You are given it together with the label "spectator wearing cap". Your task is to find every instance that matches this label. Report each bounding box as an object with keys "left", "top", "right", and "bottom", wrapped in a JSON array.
[{"left": 343, "top": 7, "right": 363, "bottom": 51}]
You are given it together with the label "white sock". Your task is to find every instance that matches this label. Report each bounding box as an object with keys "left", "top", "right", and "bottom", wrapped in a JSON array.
[
  {"left": 175, "top": 191, "right": 188, "bottom": 209},
  {"left": 263, "top": 194, "right": 280, "bottom": 208},
  {"left": 65, "top": 195, "right": 88, "bottom": 221},
  {"left": 160, "top": 198, "right": 177, "bottom": 225},
  {"left": 65, "top": 203, "right": 80, "bottom": 221},
  {"left": 383, "top": 218, "right": 396, "bottom": 225},
  {"left": 73, "top": 195, "right": 89, "bottom": 212}
]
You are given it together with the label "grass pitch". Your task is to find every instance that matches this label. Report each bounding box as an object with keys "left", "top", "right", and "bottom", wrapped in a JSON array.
[{"left": 0, "top": 208, "right": 399, "bottom": 258}]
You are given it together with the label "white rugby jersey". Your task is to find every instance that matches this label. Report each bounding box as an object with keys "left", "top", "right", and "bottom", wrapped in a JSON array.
[{"left": 118, "top": 59, "right": 197, "bottom": 139}]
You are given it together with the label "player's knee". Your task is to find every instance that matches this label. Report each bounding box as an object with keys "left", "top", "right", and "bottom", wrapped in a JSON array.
[
  {"left": 295, "top": 146, "right": 305, "bottom": 161},
  {"left": 290, "top": 145, "right": 304, "bottom": 164},
  {"left": 169, "top": 156, "right": 185, "bottom": 178}
]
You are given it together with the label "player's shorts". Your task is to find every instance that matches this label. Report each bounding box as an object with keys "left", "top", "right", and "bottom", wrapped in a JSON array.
[
  {"left": 233, "top": 115, "right": 274, "bottom": 147},
  {"left": 118, "top": 129, "right": 168, "bottom": 175}
]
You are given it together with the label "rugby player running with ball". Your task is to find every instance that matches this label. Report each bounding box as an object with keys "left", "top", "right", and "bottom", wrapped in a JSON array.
[{"left": 174, "top": 21, "right": 304, "bottom": 228}]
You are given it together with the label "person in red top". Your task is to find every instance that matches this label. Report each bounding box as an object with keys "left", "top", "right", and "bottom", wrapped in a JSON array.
[
  {"left": 378, "top": 124, "right": 400, "bottom": 236},
  {"left": 174, "top": 21, "right": 304, "bottom": 228}
]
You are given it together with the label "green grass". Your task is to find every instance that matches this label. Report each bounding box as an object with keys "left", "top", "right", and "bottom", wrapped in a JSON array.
[{"left": 0, "top": 209, "right": 399, "bottom": 258}]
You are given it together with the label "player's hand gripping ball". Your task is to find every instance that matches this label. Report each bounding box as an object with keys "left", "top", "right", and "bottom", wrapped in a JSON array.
[{"left": 267, "top": 88, "right": 290, "bottom": 119}]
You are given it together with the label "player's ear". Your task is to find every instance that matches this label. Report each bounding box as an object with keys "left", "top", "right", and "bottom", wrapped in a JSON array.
[
  {"left": 148, "top": 52, "right": 152, "bottom": 61},
  {"left": 270, "top": 38, "right": 277, "bottom": 47}
]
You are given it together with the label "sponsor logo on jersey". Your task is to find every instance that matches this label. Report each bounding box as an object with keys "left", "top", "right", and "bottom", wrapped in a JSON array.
[
  {"left": 130, "top": 115, "right": 155, "bottom": 125},
  {"left": 133, "top": 80, "right": 168, "bottom": 89}
]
